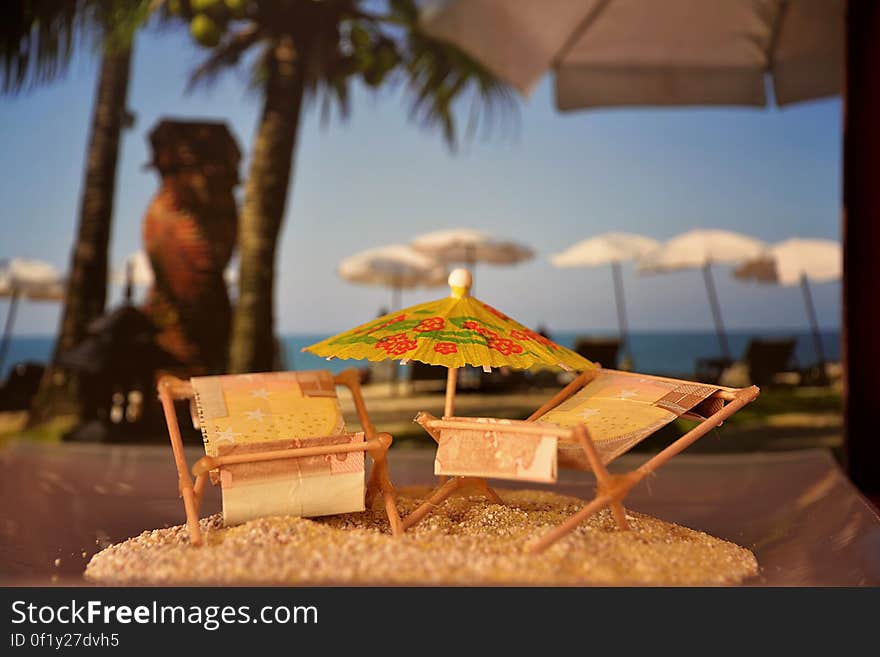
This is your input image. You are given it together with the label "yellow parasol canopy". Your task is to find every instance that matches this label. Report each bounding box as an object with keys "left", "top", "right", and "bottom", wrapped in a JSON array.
[{"left": 304, "top": 269, "right": 593, "bottom": 373}]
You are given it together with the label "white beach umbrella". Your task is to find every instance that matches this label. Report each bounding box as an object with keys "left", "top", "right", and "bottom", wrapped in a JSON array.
[
  {"left": 421, "top": 0, "right": 842, "bottom": 110},
  {"left": 0, "top": 258, "right": 65, "bottom": 372},
  {"left": 412, "top": 228, "right": 533, "bottom": 267},
  {"left": 338, "top": 244, "right": 448, "bottom": 311},
  {"left": 551, "top": 232, "right": 659, "bottom": 363},
  {"left": 734, "top": 238, "right": 841, "bottom": 369},
  {"left": 638, "top": 229, "right": 767, "bottom": 360}
]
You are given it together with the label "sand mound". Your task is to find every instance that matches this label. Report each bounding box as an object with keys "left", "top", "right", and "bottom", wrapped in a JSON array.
[{"left": 85, "top": 488, "right": 757, "bottom": 586}]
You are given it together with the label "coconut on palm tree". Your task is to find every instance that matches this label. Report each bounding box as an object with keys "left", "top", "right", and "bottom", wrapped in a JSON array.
[{"left": 172, "top": 0, "right": 514, "bottom": 372}]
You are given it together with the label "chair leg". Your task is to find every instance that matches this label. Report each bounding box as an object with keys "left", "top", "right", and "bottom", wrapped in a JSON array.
[
  {"left": 401, "top": 476, "right": 504, "bottom": 531},
  {"left": 193, "top": 472, "right": 208, "bottom": 512},
  {"left": 158, "top": 378, "right": 204, "bottom": 547},
  {"left": 462, "top": 477, "right": 504, "bottom": 504},
  {"left": 401, "top": 476, "right": 461, "bottom": 530},
  {"left": 181, "top": 481, "right": 203, "bottom": 547},
  {"left": 381, "top": 482, "right": 403, "bottom": 538},
  {"left": 573, "top": 424, "right": 629, "bottom": 531},
  {"left": 367, "top": 433, "right": 403, "bottom": 537},
  {"left": 365, "top": 465, "right": 380, "bottom": 508},
  {"left": 529, "top": 493, "right": 612, "bottom": 554}
]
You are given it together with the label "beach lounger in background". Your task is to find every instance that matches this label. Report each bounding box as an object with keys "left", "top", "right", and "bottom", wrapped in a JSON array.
[
  {"left": 694, "top": 356, "right": 735, "bottom": 385},
  {"left": 573, "top": 337, "right": 621, "bottom": 369},
  {"left": 0, "top": 361, "right": 43, "bottom": 411},
  {"left": 406, "top": 368, "right": 759, "bottom": 552},
  {"left": 744, "top": 337, "right": 798, "bottom": 386},
  {"left": 157, "top": 368, "right": 402, "bottom": 545},
  {"left": 408, "top": 360, "right": 448, "bottom": 392}
]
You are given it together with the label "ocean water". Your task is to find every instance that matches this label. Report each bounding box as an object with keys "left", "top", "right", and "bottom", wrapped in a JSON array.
[{"left": 0, "top": 329, "right": 841, "bottom": 381}]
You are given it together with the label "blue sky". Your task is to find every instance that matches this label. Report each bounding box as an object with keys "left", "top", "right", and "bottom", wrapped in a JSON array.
[{"left": 0, "top": 26, "right": 842, "bottom": 336}]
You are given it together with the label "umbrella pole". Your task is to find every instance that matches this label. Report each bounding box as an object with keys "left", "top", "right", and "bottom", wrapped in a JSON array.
[
  {"left": 702, "top": 263, "right": 731, "bottom": 361},
  {"left": 800, "top": 274, "right": 827, "bottom": 376},
  {"left": 0, "top": 287, "right": 21, "bottom": 375},
  {"left": 444, "top": 367, "right": 458, "bottom": 417},
  {"left": 611, "top": 261, "right": 630, "bottom": 365}
]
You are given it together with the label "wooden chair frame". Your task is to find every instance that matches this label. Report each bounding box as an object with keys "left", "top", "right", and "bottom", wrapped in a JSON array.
[
  {"left": 158, "top": 368, "right": 402, "bottom": 546},
  {"left": 403, "top": 368, "right": 760, "bottom": 554}
]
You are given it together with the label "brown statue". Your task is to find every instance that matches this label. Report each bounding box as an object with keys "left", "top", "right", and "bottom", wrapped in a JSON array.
[{"left": 142, "top": 120, "right": 240, "bottom": 375}]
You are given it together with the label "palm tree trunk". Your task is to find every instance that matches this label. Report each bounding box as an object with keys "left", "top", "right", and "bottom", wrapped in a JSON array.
[
  {"left": 228, "top": 36, "right": 304, "bottom": 373},
  {"left": 29, "top": 45, "right": 132, "bottom": 423}
]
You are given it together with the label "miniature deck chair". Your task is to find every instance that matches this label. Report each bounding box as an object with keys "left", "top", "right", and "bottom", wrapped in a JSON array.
[
  {"left": 158, "top": 368, "right": 402, "bottom": 546},
  {"left": 405, "top": 368, "right": 759, "bottom": 553}
]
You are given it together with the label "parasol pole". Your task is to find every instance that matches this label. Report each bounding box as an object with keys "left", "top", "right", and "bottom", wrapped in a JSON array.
[
  {"left": 610, "top": 260, "right": 630, "bottom": 365},
  {"left": 444, "top": 367, "right": 458, "bottom": 417},
  {"left": 701, "top": 262, "right": 731, "bottom": 361},
  {"left": 443, "top": 268, "right": 473, "bottom": 417},
  {"left": 800, "top": 273, "right": 827, "bottom": 376},
  {"left": 0, "top": 286, "right": 21, "bottom": 374}
]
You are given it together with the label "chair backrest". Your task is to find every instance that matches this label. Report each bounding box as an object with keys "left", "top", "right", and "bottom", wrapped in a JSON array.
[
  {"left": 536, "top": 369, "right": 723, "bottom": 469},
  {"left": 190, "top": 370, "right": 346, "bottom": 459},
  {"left": 743, "top": 338, "right": 797, "bottom": 386},
  {"left": 189, "top": 370, "right": 364, "bottom": 525}
]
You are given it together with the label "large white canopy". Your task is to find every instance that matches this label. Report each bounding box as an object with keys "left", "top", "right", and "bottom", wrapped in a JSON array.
[
  {"left": 338, "top": 244, "right": 447, "bottom": 289},
  {"left": 638, "top": 229, "right": 767, "bottom": 274},
  {"left": 552, "top": 232, "right": 659, "bottom": 267},
  {"left": 411, "top": 228, "right": 534, "bottom": 266},
  {"left": 734, "top": 238, "right": 841, "bottom": 287},
  {"left": 421, "top": 0, "right": 843, "bottom": 109},
  {"left": 0, "top": 258, "right": 65, "bottom": 301}
]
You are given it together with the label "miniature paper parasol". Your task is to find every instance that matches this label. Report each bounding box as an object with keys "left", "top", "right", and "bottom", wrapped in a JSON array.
[
  {"left": 0, "top": 258, "right": 65, "bottom": 372},
  {"left": 734, "top": 238, "right": 840, "bottom": 372},
  {"left": 338, "top": 244, "right": 448, "bottom": 311},
  {"left": 304, "top": 268, "right": 594, "bottom": 416},
  {"left": 420, "top": 0, "right": 842, "bottom": 109},
  {"left": 638, "top": 229, "right": 767, "bottom": 360},
  {"left": 551, "top": 232, "right": 659, "bottom": 364}
]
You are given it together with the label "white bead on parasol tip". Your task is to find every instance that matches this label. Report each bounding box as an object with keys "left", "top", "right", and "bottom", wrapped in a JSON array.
[{"left": 448, "top": 268, "right": 473, "bottom": 299}]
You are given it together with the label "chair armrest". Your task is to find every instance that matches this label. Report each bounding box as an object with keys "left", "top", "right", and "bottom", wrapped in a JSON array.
[
  {"left": 191, "top": 434, "right": 389, "bottom": 478},
  {"left": 157, "top": 375, "right": 193, "bottom": 400},
  {"left": 192, "top": 455, "right": 219, "bottom": 478}
]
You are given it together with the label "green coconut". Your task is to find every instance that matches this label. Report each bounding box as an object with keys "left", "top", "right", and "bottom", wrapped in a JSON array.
[{"left": 190, "top": 14, "right": 222, "bottom": 48}]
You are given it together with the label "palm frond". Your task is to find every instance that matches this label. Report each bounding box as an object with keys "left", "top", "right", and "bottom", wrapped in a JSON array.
[
  {"left": 0, "top": 0, "right": 158, "bottom": 95},
  {"left": 187, "top": 24, "right": 262, "bottom": 91},
  {"left": 0, "top": 0, "right": 86, "bottom": 94},
  {"left": 390, "top": 0, "right": 517, "bottom": 149},
  {"left": 96, "top": 0, "right": 155, "bottom": 53}
]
